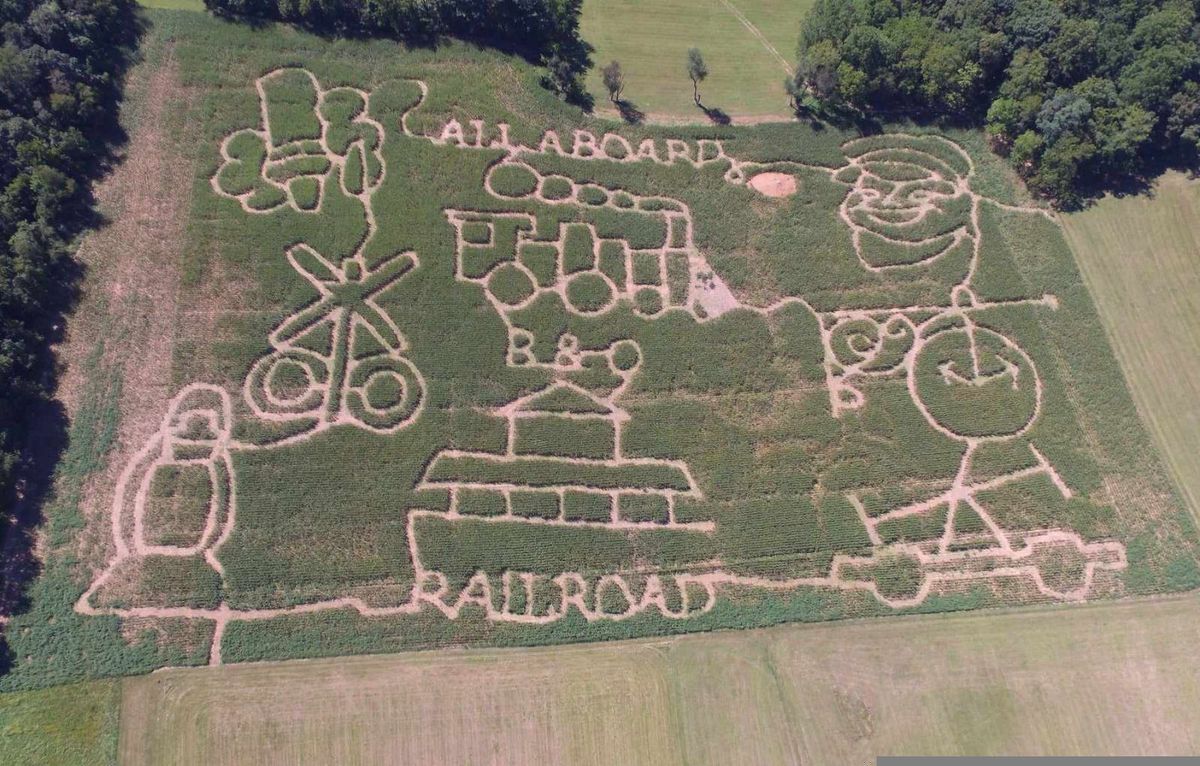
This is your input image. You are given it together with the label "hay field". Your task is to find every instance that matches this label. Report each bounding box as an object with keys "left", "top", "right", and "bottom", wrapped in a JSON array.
[
  {"left": 119, "top": 594, "right": 1200, "bottom": 764},
  {"left": 581, "top": 0, "right": 810, "bottom": 118},
  {"left": 1061, "top": 173, "right": 1200, "bottom": 522}
]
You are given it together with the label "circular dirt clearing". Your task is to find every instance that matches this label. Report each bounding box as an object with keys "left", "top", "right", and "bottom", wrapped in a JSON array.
[{"left": 748, "top": 172, "right": 797, "bottom": 198}]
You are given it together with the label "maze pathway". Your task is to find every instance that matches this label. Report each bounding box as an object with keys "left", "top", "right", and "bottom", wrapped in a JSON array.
[{"left": 77, "top": 69, "right": 1127, "bottom": 665}]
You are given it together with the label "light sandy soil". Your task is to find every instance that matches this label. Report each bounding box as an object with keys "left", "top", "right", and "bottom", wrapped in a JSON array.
[{"left": 747, "top": 171, "right": 797, "bottom": 197}]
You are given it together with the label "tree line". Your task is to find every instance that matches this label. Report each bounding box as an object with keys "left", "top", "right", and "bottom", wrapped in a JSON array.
[
  {"left": 794, "top": 0, "right": 1200, "bottom": 205},
  {"left": 0, "top": 0, "right": 141, "bottom": 511},
  {"left": 204, "top": 0, "right": 593, "bottom": 104}
]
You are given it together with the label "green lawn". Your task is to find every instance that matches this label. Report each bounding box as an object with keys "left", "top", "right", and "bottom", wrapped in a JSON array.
[
  {"left": 723, "top": 0, "right": 810, "bottom": 61},
  {"left": 138, "top": 0, "right": 204, "bottom": 10},
  {"left": 1062, "top": 172, "right": 1200, "bottom": 523},
  {"left": 0, "top": 681, "right": 121, "bottom": 766},
  {"left": 581, "top": 0, "right": 811, "bottom": 119},
  {"left": 119, "top": 595, "right": 1200, "bottom": 763}
]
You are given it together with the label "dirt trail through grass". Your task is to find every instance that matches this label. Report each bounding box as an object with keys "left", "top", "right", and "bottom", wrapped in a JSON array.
[{"left": 716, "top": 0, "right": 792, "bottom": 74}]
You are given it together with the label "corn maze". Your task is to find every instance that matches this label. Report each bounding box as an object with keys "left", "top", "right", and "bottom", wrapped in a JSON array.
[{"left": 67, "top": 56, "right": 1192, "bottom": 670}]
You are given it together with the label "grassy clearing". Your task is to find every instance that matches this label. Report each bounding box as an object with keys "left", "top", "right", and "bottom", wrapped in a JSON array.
[
  {"left": 0, "top": 681, "right": 120, "bottom": 765},
  {"left": 119, "top": 595, "right": 1200, "bottom": 763},
  {"left": 131, "top": 0, "right": 809, "bottom": 110},
  {"left": 580, "top": 0, "right": 809, "bottom": 119},
  {"left": 1061, "top": 173, "right": 1200, "bottom": 524},
  {"left": 719, "top": 0, "right": 808, "bottom": 64},
  {"left": 138, "top": 0, "right": 204, "bottom": 10}
]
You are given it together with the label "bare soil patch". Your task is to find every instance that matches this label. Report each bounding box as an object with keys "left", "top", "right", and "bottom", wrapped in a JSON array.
[
  {"left": 61, "top": 45, "right": 195, "bottom": 574},
  {"left": 748, "top": 171, "right": 798, "bottom": 197}
]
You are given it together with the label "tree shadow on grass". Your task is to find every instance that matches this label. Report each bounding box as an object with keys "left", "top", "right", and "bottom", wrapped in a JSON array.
[
  {"left": 0, "top": 399, "right": 72, "bottom": 675},
  {"left": 698, "top": 103, "right": 731, "bottom": 125},
  {"left": 615, "top": 98, "right": 645, "bottom": 125}
]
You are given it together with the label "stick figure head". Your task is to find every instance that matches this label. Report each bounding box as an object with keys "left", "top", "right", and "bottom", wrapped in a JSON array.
[{"left": 835, "top": 135, "right": 976, "bottom": 269}]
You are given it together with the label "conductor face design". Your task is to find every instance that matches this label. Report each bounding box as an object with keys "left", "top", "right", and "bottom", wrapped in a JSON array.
[{"left": 836, "top": 135, "right": 975, "bottom": 270}]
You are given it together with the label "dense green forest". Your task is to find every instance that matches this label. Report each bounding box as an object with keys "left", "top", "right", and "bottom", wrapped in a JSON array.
[
  {"left": 0, "top": 0, "right": 140, "bottom": 513},
  {"left": 795, "top": 0, "right": 1200, "bottom": 204},
  {"left": 203, "top": 0, "right": 592, "bottom": 102}
]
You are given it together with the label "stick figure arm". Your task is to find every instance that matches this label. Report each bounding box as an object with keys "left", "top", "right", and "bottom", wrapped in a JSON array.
[
  {"left": 272, "top": 298, "right": 334, "bottom": 345},
  {"left": 362, "top": 251, "right": 418, "bottom": 297}
]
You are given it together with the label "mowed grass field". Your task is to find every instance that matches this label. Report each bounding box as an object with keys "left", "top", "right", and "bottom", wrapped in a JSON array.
[
  {"left": 117, "top": 595, "right": 1200, "bottom": 764},
  {"left": 581, "top": 0, "right": 809, "bottom": 119},
  {"left": 1061, "top": 173, "right": 1200, "bottom": 522},
  {"left": 0, "top": 681, "right": 120, "bottom": 765}
]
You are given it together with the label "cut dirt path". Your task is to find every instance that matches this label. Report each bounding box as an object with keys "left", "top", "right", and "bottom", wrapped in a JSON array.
[
  {"left": 120, "top": 594, "right": 1200, "bottom": 764},
  {"left": 60, "top": 43, "right": 195, "bottom": 579}
]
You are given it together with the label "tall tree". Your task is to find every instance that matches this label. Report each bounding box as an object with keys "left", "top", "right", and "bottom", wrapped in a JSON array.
[
  {"left": 602, "top": 60, "right": 624, "bottom": 103},
  {"left": 686, "top": 47, "right": 708, "bottom": 106}
]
